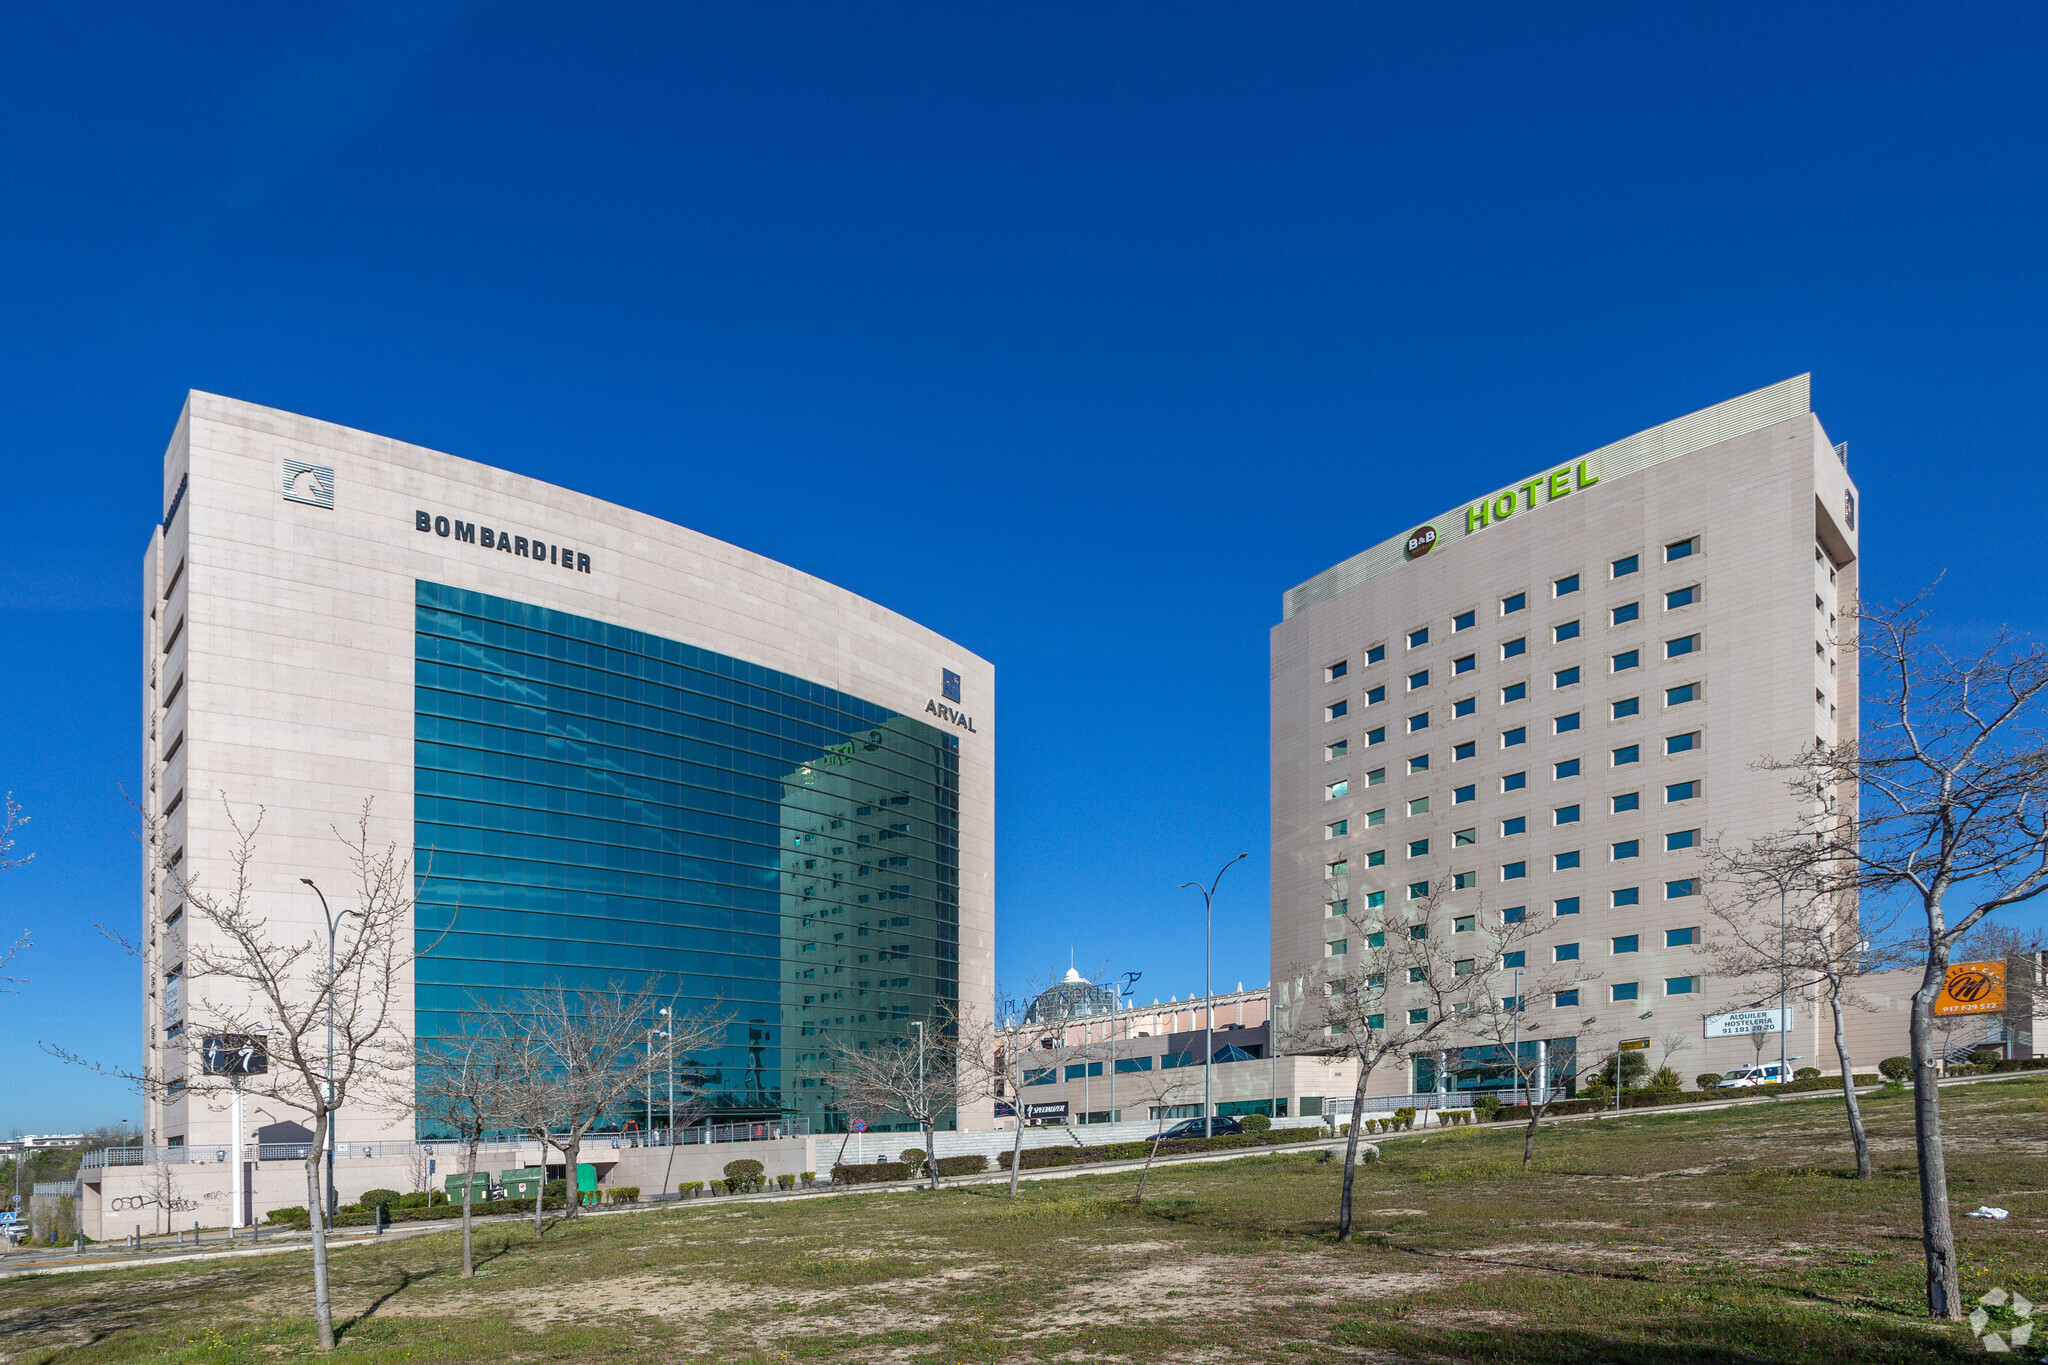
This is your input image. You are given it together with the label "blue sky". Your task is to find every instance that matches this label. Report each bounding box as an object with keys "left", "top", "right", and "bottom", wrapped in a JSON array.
[{"left": 2, "top": 4, "right": 2045, "bottom": 1132}]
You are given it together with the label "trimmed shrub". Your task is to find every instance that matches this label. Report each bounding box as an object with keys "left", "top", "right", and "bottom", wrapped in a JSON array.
[
  {"left": 359, "top": 1188, "right": 402, "bottom": 1214},
  {"left": 1878, "top": 1055, "right": 1913, "bottom": 1082},
  {"left": 678, "top": 1181, "right": 704, "bottom": 1197},
  {"left": 544, "top": 1179, "right": 567, "bottom": 1199},
  {"left": 800, "top": 1171, "right": 816, "bottom": 1186},
  {"left": 1648, "top": 1066, "right": 1684, "bottom": 1092},
  {"left": 934, "top": 1154, "right": 988, "bottom": 1177},
  {"left": 777, "top": 1173, "right": 795, "bottom": 1190},
  {"left": 1971, "top": 1048, "right": 2004, "bottom": 1067},
  {"left": 1241, "top": 1113, "right": 1272, "bottom": 1134},
  {"left": 1697, "top": 1072, "right": 1725, "bottom": 1091},
  {"left": 1795, "top": 1067, "right": 1822, "bottom": 1081},
  {"left": 1472, "top": 1094, "right": 1501, "bottom": 1121},
  {"left": 723, "top": 1159, "right": 765, "bottom": 1182},
  {"left": 1393, "top": 1107, "right": 1417, "bottom": 1131},
  {"left": 899, "top": 1148, "right": 928, "bottom": 1170},
  {"left": 832, "top": 1161, "right": 913, "bottom": 1185},
  {"left": 606, "top": 1186, "right": 640, "bottom": 1204},
  {"left": 266, "top": 1206, "right": 307, "bottom": 1225}
]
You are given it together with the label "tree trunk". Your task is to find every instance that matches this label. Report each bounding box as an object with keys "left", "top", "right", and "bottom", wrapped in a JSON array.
[
  {"left": 306, "top": 1110, "right": 335, "bottom": 1352},
  {"left": 1828, "top": 978, "right": 1873, "bottom": 1179},
  {"left": 1336, "top": 1065, "right": 1372, "bottom": 1243},
  {"left": 1131, "top": 1119, "right": 1170, "bottom": 1205},
  {"left": 921, "top": 1118, "right": 942, "bottom": 1191},
  {"left": 1911, "top": 956, "right": 1962, "bottom": 1319},
  {"left": 533, "top": 1135, "right": 546, "bottom": 1239},
  {"left": 1007, "top": 1109, "right": 1026, "bottom": 1196},
  {"left": 460, "top": 1135, "right": 477, "bottom": 1278},
  {"left": 561, "top": 1131, "right": 582, "bottom": 1218}
]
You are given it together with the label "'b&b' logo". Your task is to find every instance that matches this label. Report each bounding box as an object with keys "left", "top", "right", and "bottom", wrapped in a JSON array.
[{"left": 1404, "top": 525, "right": 1438, "bottom": 560}]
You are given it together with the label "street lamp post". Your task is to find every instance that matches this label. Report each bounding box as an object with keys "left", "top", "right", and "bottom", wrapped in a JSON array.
[
  {"left": 299, "top": 879, "right": 354, "bottom": 1219},
  {"left": 1512, "top": 966, "right": 1524, "bottom": 1104},
  {"left": 1181, "top": 853, "right": 1249, "bottom": 1139}
]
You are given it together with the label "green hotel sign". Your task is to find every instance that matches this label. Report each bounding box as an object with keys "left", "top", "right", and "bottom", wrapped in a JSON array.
[{"left": 1463, "top": 460, "right": 1600, "bottom": 534}]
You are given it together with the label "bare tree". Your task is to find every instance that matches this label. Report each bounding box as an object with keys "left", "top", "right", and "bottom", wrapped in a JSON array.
[
  {"left": 1953, "top": 918, "right": 2048, "bottom": 963},
  {"left": 1274, "top": 881, "right": 1532, "bottom": 1241},
  {"left": 1125, "top": 1065, "right": 1210, "bottom": 1206},
  {"left": 0, "top": 794, "right": 31, "bottom": 992},
  {"left": 1447, "top": 952, "right": 1593, "bottom": 1169},
  {"left": 490, "top": 981, "right": 724, "bottom": 1233},
  {"left": 1655, "top": 1029, "right": 1693, "bottom": 1078},
  {"left": 824, "top": 1008, "right": 965, "bottom": 1190},
  {"left": 1748, "top": 595, "right": 2048, "bottom": 1319},
  {"left": 1701, "top": 852, "right": 1896, "bottom": 1179},
  {"left": 414, "top": 1023, "right": 521, "bottom": 1278},
  {"left": 961, "top": 977, "right": 1109, "bottom": 1197}
]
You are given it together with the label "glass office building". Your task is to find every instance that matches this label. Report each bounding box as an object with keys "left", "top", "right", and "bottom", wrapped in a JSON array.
[{"left": 412, "top": 582, "right": 961, "bottom": 1130}]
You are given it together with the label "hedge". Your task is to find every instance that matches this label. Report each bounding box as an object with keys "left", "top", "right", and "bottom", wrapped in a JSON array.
[
  {"left": 1941, "top": 1056, "right": 2048, "bottom": 1077},
  {"left": 265, "top": 1196, "right": 568, "bottom": 1230},
  {"left": 832, "top": 1162, "right": 913, "bottom": 1185},
  {"left": 934, "top": 1154, "right": 988, "bottom": 1177},
  {"left": 1493, "top": 1075, "right": 1885, "bottom": 1123},
  {"left": 996, "top": 1125, "right": 1327, "bottom": 1172}
]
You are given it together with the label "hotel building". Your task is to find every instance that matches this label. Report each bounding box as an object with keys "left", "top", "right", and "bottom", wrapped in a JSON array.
[
  {"left": 139, "top": 392, "right": 994, "bottom": 1152},
  {"left": 1271, "top": 376, "right": 1868, "bottom": 1094}
]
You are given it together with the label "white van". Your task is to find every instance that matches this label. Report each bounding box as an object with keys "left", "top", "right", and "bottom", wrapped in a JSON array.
[{"left": 1717, "top": 1063, "right": 1790, "bottom": 1089}]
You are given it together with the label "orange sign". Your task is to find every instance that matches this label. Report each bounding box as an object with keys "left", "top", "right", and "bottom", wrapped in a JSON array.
[{"left": 1934, "top": 960, "right": 2006, "bottom": 1017}]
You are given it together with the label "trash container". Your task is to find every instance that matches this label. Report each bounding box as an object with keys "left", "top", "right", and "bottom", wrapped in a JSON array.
[{"left": 500, "top": 1167, "right": 544, "bottom": 1202}]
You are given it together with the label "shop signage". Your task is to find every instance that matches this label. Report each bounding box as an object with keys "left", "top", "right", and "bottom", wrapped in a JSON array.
[
  {"left": 1934, "top": 961, "right": 2006, "bottom": 1017},
  {"left": 415, "top": 509, "right": 592, "bottom": 574},
  {"left": 1404, "top": 525, "right": 1438, "bottom": 559},
  {"left": 1703, "top": 1008, "right": 1790, "bottom": 1038},
  {"left": 1023, "top": 1101, "right": 1070, "bottom": 1121},
  {"left": 1463, "top": 460, "right": 1600, "bottom": 535}
]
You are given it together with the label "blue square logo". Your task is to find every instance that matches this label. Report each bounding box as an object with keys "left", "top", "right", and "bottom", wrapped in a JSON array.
[{"left": 942, "top": 669, "right": 961, "bottom": 702}]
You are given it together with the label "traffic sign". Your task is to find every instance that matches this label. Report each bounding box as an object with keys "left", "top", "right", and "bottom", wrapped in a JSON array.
[{"left": 849, "top": 1119, "right": 868, "bottom": 1133}]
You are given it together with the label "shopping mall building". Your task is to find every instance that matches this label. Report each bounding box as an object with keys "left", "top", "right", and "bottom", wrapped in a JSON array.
[
  {"left": 138, "top": 392, "right": 995, "bottom": 1154},
  {"left": 1269, "top": 375, "right": 1915, "bottom": 1096}
]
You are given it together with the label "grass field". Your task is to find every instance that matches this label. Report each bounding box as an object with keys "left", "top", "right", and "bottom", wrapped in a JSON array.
[{"left": 4, "top": 1077, "right": 2043, "bottom": 1363}]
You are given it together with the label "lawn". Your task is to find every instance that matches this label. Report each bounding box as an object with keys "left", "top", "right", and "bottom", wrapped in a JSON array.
[{"left": 3, "top": 1077, "right": 2043, "bottom": 1363}]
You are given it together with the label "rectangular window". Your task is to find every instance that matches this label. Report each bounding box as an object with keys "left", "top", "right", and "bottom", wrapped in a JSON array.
[
  {"left": 1612, "top": 934, "right": 1639, "bottom": 953},
  {"left": 1454, "top": 828, "right": 1477, "bottom": 846},
  {"left": 1665, "top": 538, "right": 1696, "bottom": 562},
  {"left": 1367, "top": 849, "right": 1385, "bottom": 866},
  {"left": 1503, "top": 726, "right": 1527, "bottom": 747},
  {"left": 1555, "top": 666, "right": 1581, "bottom": 689},
  {"left": 1501, "top": 681, "right": 1527, "bottom": 703},
  {"left": 1453, "top": 958, "right": 1476, "bottom": 976},
  {"left": 1502, "top": 592, "right": 1527, "bottom": 615},
  {"left": 1328, "top": 700, "right": 1348, "bottom": 720},
  {"left": 1365, "top": 808, "right": 1386, "bottom": 827},
  {"left": 1666, "top": 732, "right": 1698, "bottom": 755},
  {"left": 1613, "top": 744, "right": 1640, "bottom": 766},
  {"left": 1408, "top": 754, "right": 1430, "bottom": 774},
  {"left": 1555, "top": 989, "right": 1580, "bottom": 1008},
  {"left": 1367, "top": 684, "right": 1387, "bottom": 705},
  {"left": 1665, "top": 829, "right": 1698, "bottom": 851},
  {"left": 1453, "top": 784, "right": 1476, "bottom": 804},
  {"left": 1665, "top": 926, "right": 1697, "bottom": 947},
  {"left": 1407, "top": 965, "right": 1428, "bottom": 983},
  {"left": 1366, "top": 767, "right": 1386, "bottom": 786},
  {"left": 1408, "top": 1008, "right": 1429, "bottom": 1024},
  {"left": 1665, "top": 634, "right": 1698, "bottom": 659},
  {"left": 1365, "top": 1013, "right": 1385, "bottom": 1030},
  {"left": 1611, "top": 601, "right": 1640, "bottom": 626},
  {"left": 1502, "top": 770, "right": 1527, "bottom": 792},
  {"left": 1327, "top": 939, "right": 1348, "bottom": 956},
  {"left": 1453, "top": 653, "right": 1476, "bottom": 675},
  {"left": 1408, "top": 838, "right": 1429, "bottom": 857},
  {"left": 1503, "top": 906, "right": 1526, "bottom": 924},
  {"left": 1611, "top": 697, "right": 1640, "bottom": 720},
  {"left": 1612, "top": 791, "right": 1640, "bottom": 812},
  {"left": 1554, "top": 758, "right": 1581, "bottom": 779},
  {"left": 1665, "top": 879, "right": 1697, "bottom": 899},
  {"left": 1665, "top": 585, "right": 1697, "bottom": 610},
  {"left": 1612, "top": 553, "right": 1639, "bottom": 578},
  {"left": 1453, "top": 870, "right": 1476, "bottom": 888},
  {"left": 1554, "top": 850, "right": 1580, "bottom": 870},
  {"left": 1554, "top": 620, "right": 1581, "bottom": 642},
  {"left": 1612, "top": 982, "right": 1640, "bottom": 1002},
  {"left": 1665, "top": 683, "right": 1698, "bottom": 706},
  {"left": 1502, "top": 636, "right": 1527, "bottom": 659},
  {"left": 1367, "top": 644, "right": 1386, "bottom": 664},
  {"left": 1454, "top": 914, "right": 1475, "bottom": 933},
  {"left": 1611, "top": 649, "right": 1640, "bottom": 672},
  {"left": 1503, "top": 861, "right": 1527, "bottom": 880},
  {"left": 1409, "top": 712, "right": 1430, "bottom": 732},
  {"left": 1554, "top": 943, "right": 1580, "bottom": 962},
  {"left": 1409, "top": 669, "right": 1430, "bottom": 690},
  {"left": 1554, "top": 804, "right": 1580, "bottom": 825},
  {"left": 1328, "top": 859, "right": 1349, "bottom": 878},
  {"left": 1665, "top": 975, "right": 1697, "bottom": 995},
  {"left": 1407, "top": 881, "right": 1429, "bottom": 899},
  {"left": 1554, "top": 573, "right": 1580, "bottom": 597},
  {"left": 1503, "top": 950, "right": 1526, "bottom": 967},
  {"left": 1611, "top": 886, "right": 1639, "bottom": 907},
  {"left": 1555, "top": 711, "right": 1581, "bottom": 734},
  {"left": 1453, "top": 737, "right": 1476, "bottom": 757},
  {"left": 1501, "top": 815, "right": 1526, "bottom": 836},
  {"left": 1453, "top": 609, "right": 1476, "bottom": 632},
  {"left": 1554, "top": 896, "right": 1580, "bottom": 915},
  {"left": 1327, "top": 820, "right": 1349, "bottom": 838},
  {"left": 1367, "top": 726, "right": 1386, "bottom": 745},
  {"left": 1327, "top": 780, "right": 1349, "bottom": 799},
  {"left": 1366, "top": 890, "right": 1386, "bottom": 909},
  {"left": 1327, "top": 740, "right": 1349, "bottom": 760},
  {"left": 1612, "top": 839, "right": 1640, "bottom": 860},
  {"left": 1327, "top": 898, "right": 1348, "bottom": 916},
  {"left": 1328, "top": 660, "right": 1349, "bottom": 680},
  {"left": 1408, "top": 627, "right": 1430, "bottom": 648}
]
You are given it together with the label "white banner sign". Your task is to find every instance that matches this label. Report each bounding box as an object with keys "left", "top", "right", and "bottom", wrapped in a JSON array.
[{"left": 1704, "top": 1008, "right": 1790, "bottom": 1038}]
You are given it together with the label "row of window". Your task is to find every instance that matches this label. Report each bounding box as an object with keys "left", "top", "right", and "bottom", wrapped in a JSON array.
[
  {"left": 1325, "top": 638, "right": 1699, "bottom": 722},
  {"left": 1351, "top": 974, "right": 1700, "bottom": 1029},
  {"left": 1323, "top": 750, "right": 1700, "bottom": 838},
  {"left": 1322, "top": 780, "right": 1700, "bottom": 873},
  {"left": 1324, "top": 688, "right": 1700, "bottom": 770},
  {"left": 1329, "top": 877, "right": 1699, "bottom": 917},
  {"left": 1323, "top": 541, "right": 1701, "bottom": 682}
]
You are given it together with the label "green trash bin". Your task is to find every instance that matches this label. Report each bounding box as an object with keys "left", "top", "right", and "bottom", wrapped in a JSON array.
[
  {"left": 443, "top": 1172, "right": 491, "bottom": 1204},
  {"left": 577, "top": 1163, "right": 598, "bottom": 1207},
  {"left": 501, "top": 1167, "right": 544, "bottom": 1202}
]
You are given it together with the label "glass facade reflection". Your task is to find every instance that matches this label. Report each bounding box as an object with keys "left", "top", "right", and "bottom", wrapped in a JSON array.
[{"left": 413, "top": 581, "right": 960, "bottom": 1132}]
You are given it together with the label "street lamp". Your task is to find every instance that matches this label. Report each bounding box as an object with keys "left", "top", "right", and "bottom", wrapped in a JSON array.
[
  {"left": 1181, "top": 853, "right": 1249, "bottom": 1139},
  {"left": 300, "top": 878, "right": 355, "bottom": 1218}
]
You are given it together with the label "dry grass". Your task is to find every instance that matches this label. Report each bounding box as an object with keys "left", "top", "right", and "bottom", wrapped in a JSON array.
[{"left": 0, "top": 1076, "right": 2042, "bottom": 1363}]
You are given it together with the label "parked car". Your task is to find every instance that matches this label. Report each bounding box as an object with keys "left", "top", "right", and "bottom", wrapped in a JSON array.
[
  {"left": 1716, "top": 1064, "right": 1790, "bottom": 1089},
  {"left": 1156, "top": 1116, "right": 1244, "bottom": 1140}
]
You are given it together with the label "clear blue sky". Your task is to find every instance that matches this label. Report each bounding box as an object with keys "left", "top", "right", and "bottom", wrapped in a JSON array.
[{"left": 3, "top": 5, "right": 2044, "bottom": 1133}]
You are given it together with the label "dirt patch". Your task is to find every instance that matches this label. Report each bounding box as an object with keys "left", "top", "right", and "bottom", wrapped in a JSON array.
[{"left": 1020, "top": 1254, "right": 1448, "bottom": 1333}]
